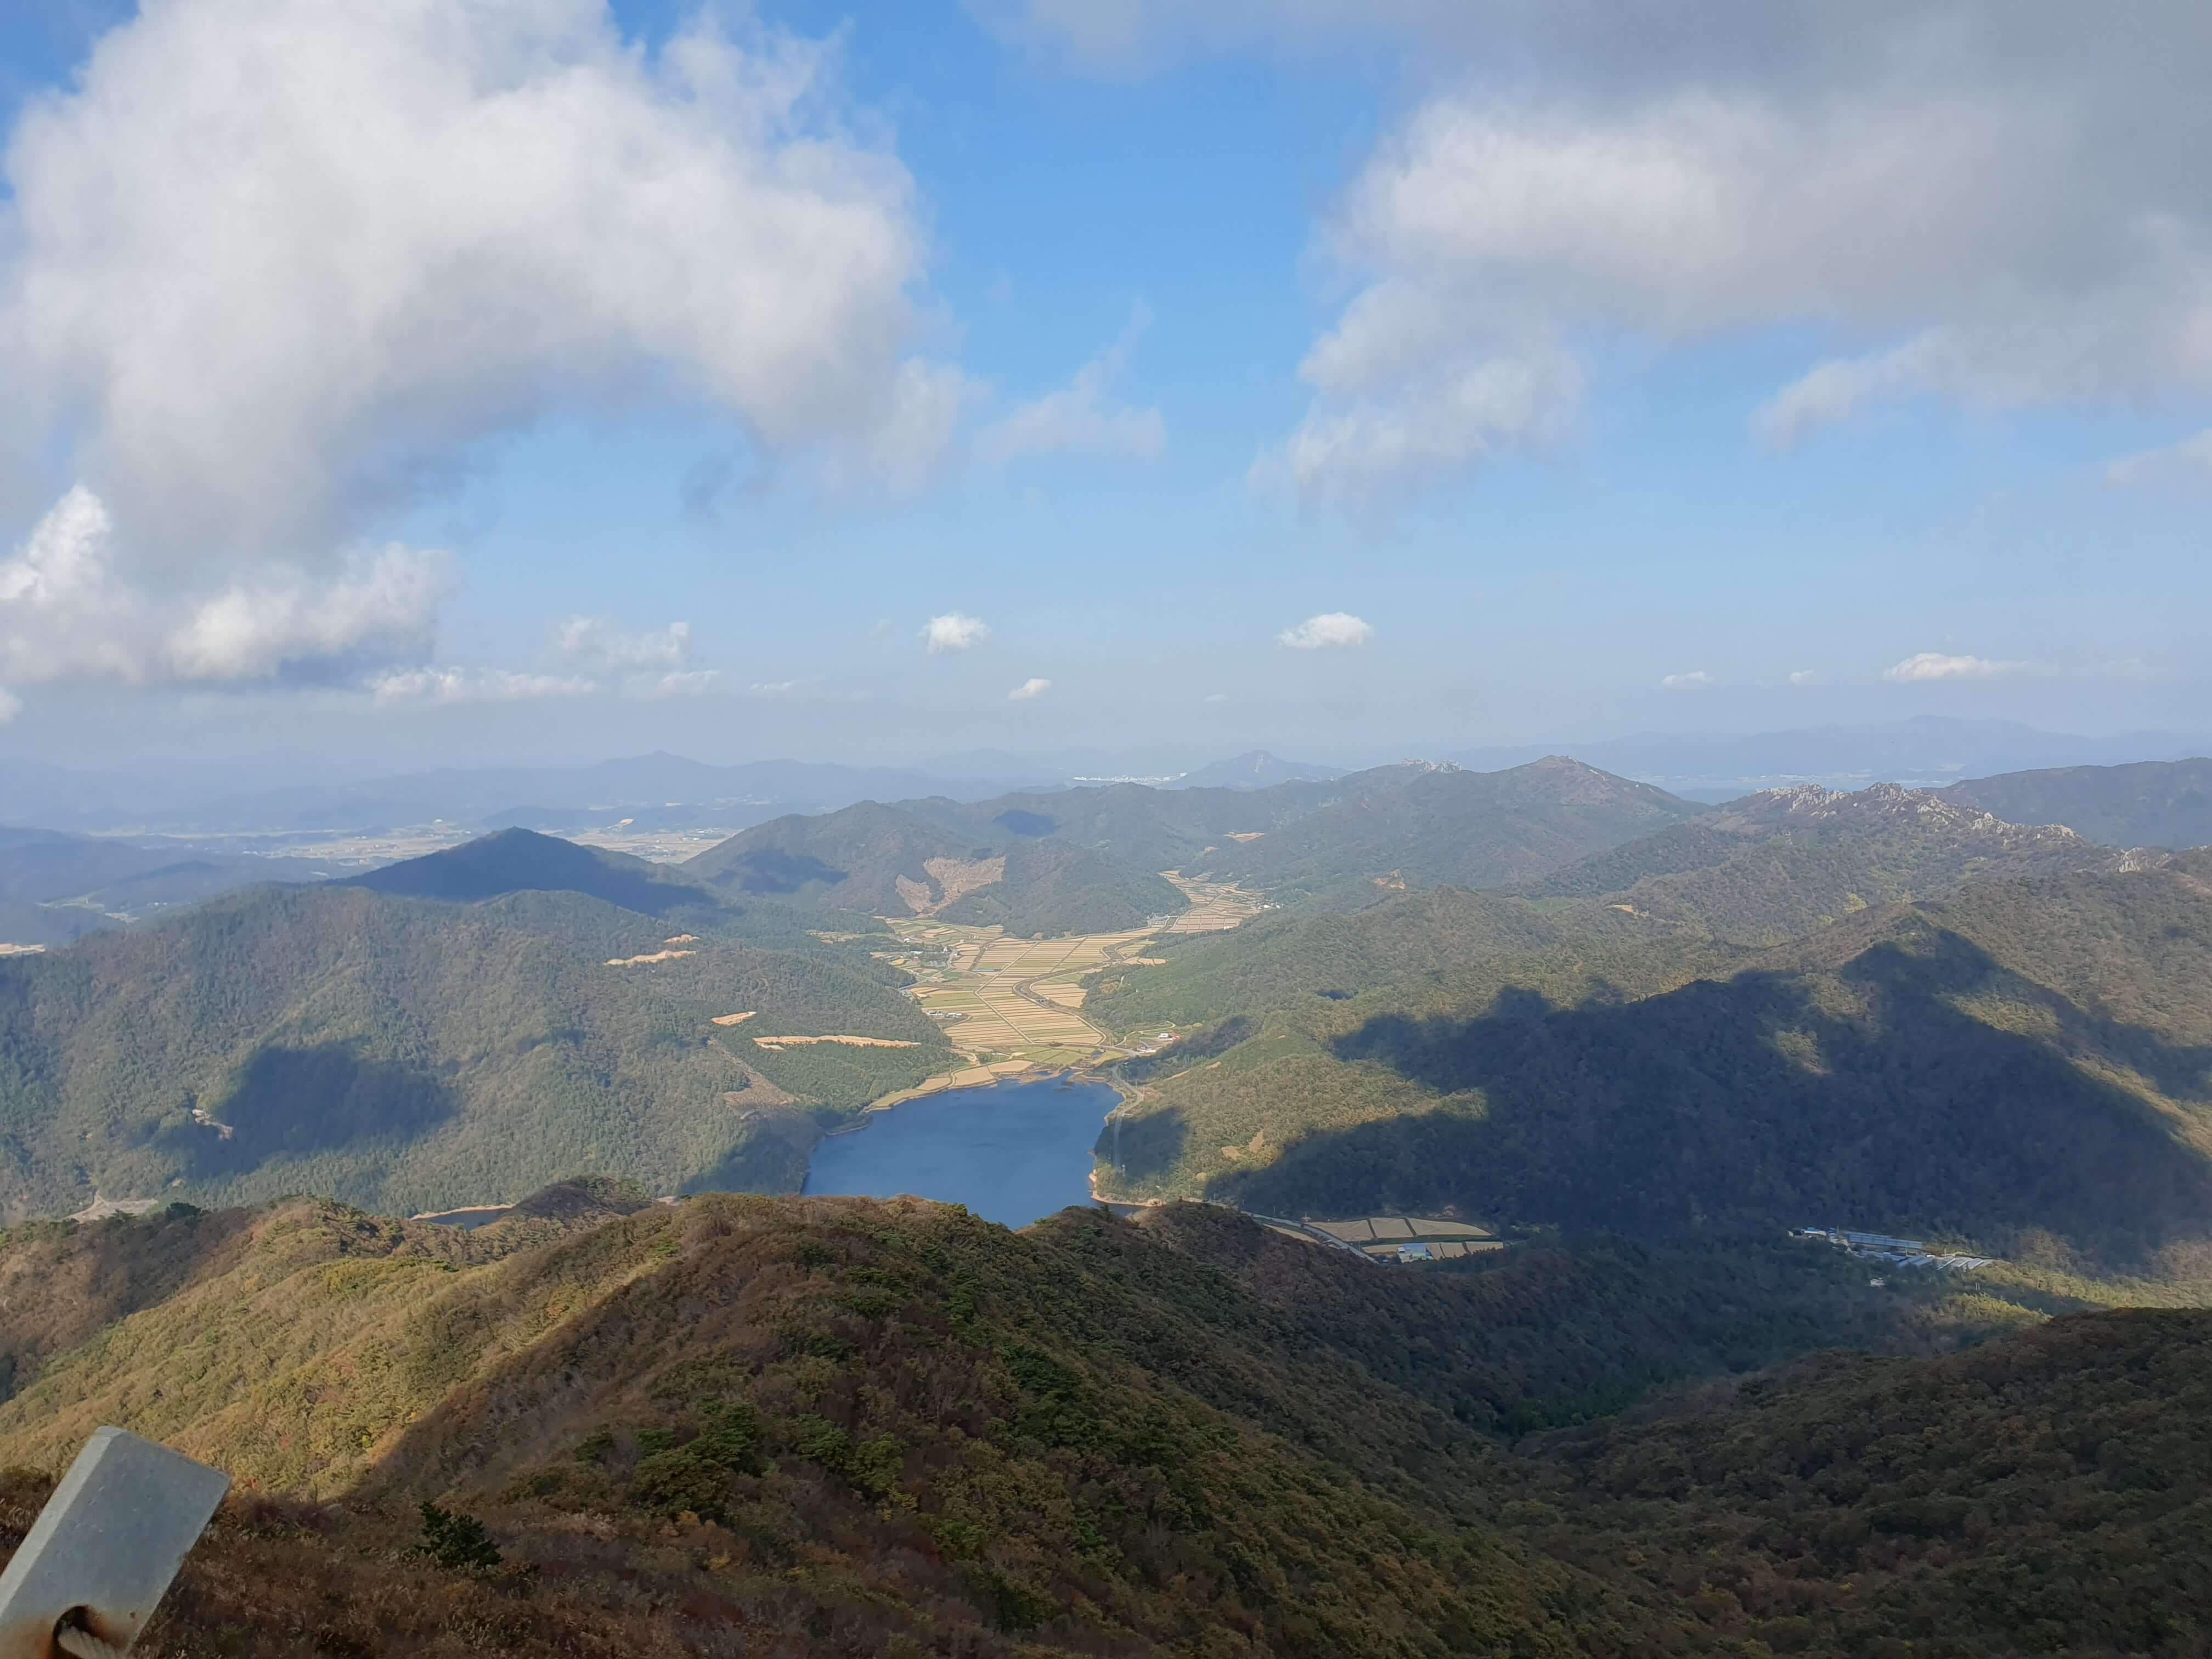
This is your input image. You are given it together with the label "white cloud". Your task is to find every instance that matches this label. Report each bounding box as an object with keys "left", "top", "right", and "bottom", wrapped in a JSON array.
[
  {"left": 2106, "top": 429, "right": 2212, "bottom": 495},
  {"left": 1156, "top": 7, "right": 2212, "bottom": 499},
  {"left": 0, "top": 485, "right": 450, "bottom": 690},
  {"left": 978, "top": 304, "right": 1166, "bottom": 464},
  {"left": 629, "top": 669, "right": 723, "bottom": 699},
  {"left": 370, "top": 668, "right": 596, "bottom": 706},
  {"left": 0, "top": 0, "right": 946, "bottom": 574},
  {"left": 1788, "top": 669, "right": 1817, "bottom": 686},
  {"left": 556, "top": 618, "right": 694, "bottom": 670},
  {"left": 1660, "top": 670, "right": 1714, "bottom": 689},
  {"left": 922, "top": 612, "right": 991, "bottom": 653},
  {"left": 1008, "top": 676, "right": 1052, "bottom": 701},
  {"left": 1203, "top": 692, "right": 1230, "bottom": 703},
  {"left": 1882, "top": 652, "right": 2022, "bottom": 684},
  {"left": 749, "top": 676, "right": 822, "bottom": 695},
  {"left": 1278, "top": 612, "right": 1374, "bottom": 650},
  {"left": 0, "top": 687, "right": 19, "bottom": 725}
]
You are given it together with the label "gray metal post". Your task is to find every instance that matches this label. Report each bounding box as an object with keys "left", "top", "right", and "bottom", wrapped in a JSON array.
[{"left": 0, "top": 1428, "right": 230, "bottom": 1659}]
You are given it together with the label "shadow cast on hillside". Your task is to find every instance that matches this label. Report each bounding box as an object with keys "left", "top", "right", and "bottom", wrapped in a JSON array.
[
  {"left": 1197, "top": 929, "right": 2212, "bottom": 1269},
  {"left": 176, "top": 1041, "right": 462, "bottom": 1177}
]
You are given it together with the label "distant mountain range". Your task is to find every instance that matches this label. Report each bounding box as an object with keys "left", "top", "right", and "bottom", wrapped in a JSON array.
[
  {"left": 9, "top": 720, "right": 2204, "bottom": 837},
  {"left": 1446, "top": 716, "right": 2212, "bottom": 797}
]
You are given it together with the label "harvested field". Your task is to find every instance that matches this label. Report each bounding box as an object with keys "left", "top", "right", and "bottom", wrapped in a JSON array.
[
  {"left": 606, "top": 949, "right": 694, "bottom": 966},
  {"left": 1308, "top": 1216, "right": 1498, "bottom": 1244},
  {"left": 750, "top": 1035, "right": 922, "bottom": 1051},
  {"left": 1160, "top": 872, "right": 1266, "bottom": 933}
]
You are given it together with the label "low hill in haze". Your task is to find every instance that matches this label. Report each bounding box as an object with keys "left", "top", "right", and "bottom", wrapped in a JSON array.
[
  {"left": 1187, "top": 757, "right": 1709, "bottom": 907},
  {"left": 685, "top": 799, "right": 1189, "bottom": 933},
  {"left": 2, "top": 1192, "right": 2204, "bottom": 1655},
  {"left": 1944, "top": 755, "right": 2212, "bottom": 849},
  {"left": 1514, "top": 781, "right": 2150, "bottom": 944},
  {"left": 0, "top": 883, "right": 947, "bottom": 1223},
  {"left": 1171, "top": 749, "right": 1345, "bottom": 789},
  {"left": 0, "top": 825, "right": 295, "bottom": 945},
  {"left": 1101, "top": 859, "right": 2212, "bottom": 1273}
]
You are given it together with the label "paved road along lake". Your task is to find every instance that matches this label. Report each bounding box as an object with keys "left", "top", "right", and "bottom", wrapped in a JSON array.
[{"left": 803, "top": 1076, "right": 1118, "bottom": 1228}]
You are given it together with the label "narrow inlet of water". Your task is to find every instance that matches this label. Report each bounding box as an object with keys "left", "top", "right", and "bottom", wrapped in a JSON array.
[{"left": 803, "top": 1076, "right": 1119, "bottom": 1229}]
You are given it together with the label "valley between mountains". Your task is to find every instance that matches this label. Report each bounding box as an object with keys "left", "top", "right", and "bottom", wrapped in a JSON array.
[{"left": 5, "top": 751, "right": 2212, "bottom": 1654}]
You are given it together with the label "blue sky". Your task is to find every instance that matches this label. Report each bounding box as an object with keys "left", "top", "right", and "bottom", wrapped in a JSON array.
[{"left": 0, "top": 1, "right": 2206, "bottom": 775}]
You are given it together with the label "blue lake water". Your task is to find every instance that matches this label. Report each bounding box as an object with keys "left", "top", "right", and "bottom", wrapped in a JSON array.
[{"left": 803, "top": 1076, "right": 1118, "bottom": 1229}]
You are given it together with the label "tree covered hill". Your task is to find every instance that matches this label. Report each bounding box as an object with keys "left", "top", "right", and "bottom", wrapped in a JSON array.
[
  {"left": 1100, "top": 862, "right": 2212, "bottom": 1272},
  {"left": 1086, "top": 884, "right": 1739, "bottom": 1032},
  {"left": 1185, "top": 757, "right": 1709, "bottom": 908},
  {"left": 684, "top": 798, "right": 1189, "bottom": 933},
  {"left": 1, "top": 1192, "right": 2203, "bottom": 1655},
  {"left": 1513, "top": 780, "right": 2149, "bottom": 945},
  {"left": 335, "top": 824, "right": 829, "bottom": 944},
  {"left": 1944, "top": 754, "right": 2212, "bottom": 849},
  {"left": 0, "top": 883, "right": 949, "bottom": 1223}
]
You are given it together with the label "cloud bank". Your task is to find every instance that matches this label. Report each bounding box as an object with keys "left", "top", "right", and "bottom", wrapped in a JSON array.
[{"left": 1166, "top": 3, "right": 2212, "bottom": 501}]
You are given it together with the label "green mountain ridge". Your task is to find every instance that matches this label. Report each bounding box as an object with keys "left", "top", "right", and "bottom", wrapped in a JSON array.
[
  {"left": 1944, "top": 754, "right": 2212, "bottom": 849},
  {"left": 1513, "top": 780, "right": 2150, "bottom": 944},
  {"left": 0, "top": 882, "right": 947, "bottom": 1223},
  {"left": 1100, "top": 861, "right": 2212, "bottom": 1272}
]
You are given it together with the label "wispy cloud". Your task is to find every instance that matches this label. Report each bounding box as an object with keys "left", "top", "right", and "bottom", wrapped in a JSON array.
[
  {"left": 2105, "top": 429, "right": 2212, "bottom": 495},
  {"left": 1882, "top": 652, "right": 2022, "bottom": 683},
  {"left": 978, "top": 304, "right": 1166, "bottom": 465},
  {"left": 1008, "top": 676, "right": 1052, "bottom": 701},
  {"left": 1788, "top": 669, "right": 1816, "bottom": 686},
  {"left": 0, "top": 688, "right": 20, "bottom": 725},
  {"left": 1278, "top": 612, "right": 1374, "bottom": 650},
  {"left": 556, "top": 617, "right": 693, "bottom": 669},
  {"left": 1660, "top": 670, "right": 1714, "bottom": 689},
  {"left": 369, "top": 668, "right": 595, "bottom": 706},
  {"left": 629, "top": 669, "right": 723, "bottom": 698},
  {"left": 749, "top": 676, "right": 823, "bottom": 696},
  {"left": 922, "top": 612, "right": 991, "bottom": 653}
]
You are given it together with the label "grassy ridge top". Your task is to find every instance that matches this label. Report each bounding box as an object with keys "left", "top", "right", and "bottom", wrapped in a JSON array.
[{"left": 2, "top": 1192, "right": 2204, "bottom": 1655}]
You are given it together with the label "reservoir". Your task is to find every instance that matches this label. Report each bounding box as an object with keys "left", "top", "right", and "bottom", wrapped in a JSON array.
[{"left": 804, "top": 1075, "right": 1117, "bottom": 1228}]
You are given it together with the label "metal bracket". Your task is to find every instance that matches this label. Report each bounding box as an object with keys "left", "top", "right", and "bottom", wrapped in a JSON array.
[{"left": 0, "top": 1429, "right": 230, "bottom": 1659}]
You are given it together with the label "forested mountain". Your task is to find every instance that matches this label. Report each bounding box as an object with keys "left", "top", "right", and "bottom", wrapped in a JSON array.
[
  {"left": 1101, "top": 861, "right": 2212, "bottom": 1272},
  {"left": 336, "top": 825, "right": 823, "bottom": 944},
  {"left": 1514, "top": 781, "right": 2148, "bottom": 944},
  {"left": 685, "top": 799, "right": 1189, "bottom": 933},
  {"left": 1087, "top": 885, "right": 1735, "bottom": 1031},
  {"left": 1186, "top": 757, "right": 1708, "bottom": 907},
  {"left": 0, "top": 883, "right": 947, "bottom": 1223},
  {"left": 1944, "top": 755, "right": 2212, "bottom": 849},
  {"left": 2, "top": 1193, "right": 2202, "bottom": 1655}
]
